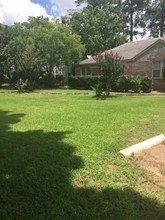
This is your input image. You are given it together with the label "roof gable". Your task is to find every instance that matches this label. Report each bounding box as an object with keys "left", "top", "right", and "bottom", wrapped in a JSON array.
[
  {"left": 78, "top": 37, "right": 165, "bottom": 65},
  {"left": 79, "top": 57, "right": 96, "bottom": 65},
  {"left": 107, "top": 37, "right": 165, "bottom": 61}
]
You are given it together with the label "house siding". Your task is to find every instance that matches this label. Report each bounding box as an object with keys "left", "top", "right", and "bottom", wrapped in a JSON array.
[
  {"left": 124, "top": 43, "right": 165, "bottom": 91},
  {"left": 153, "top": 79, "right": 165, "bottom": 91},
  {"left": 125, "top": 62, "right": 152, "bottom": 77}
]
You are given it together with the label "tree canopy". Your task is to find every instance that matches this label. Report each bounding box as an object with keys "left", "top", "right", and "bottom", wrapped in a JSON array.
[
  {"left": 74, "top": 0, "right": 149, "bottom": 43},
  {"left": 0, "top": 16, "right": 85, "bottom": 90},
  {"left": 64, "top": 1, "right": 127, "bottom": 56},
  {"left": 121, "top": 0, "right": 148, "bottom": 41},
  {"left": 146, "top": 0, "right": 165, "bottom": 37}
]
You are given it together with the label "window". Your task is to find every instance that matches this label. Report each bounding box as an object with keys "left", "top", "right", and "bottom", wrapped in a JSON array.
[
  {"left": 87, "top": 67, "right": 90, "bottom": 75},
  {"left": 81, "top": 67, "right": 86, "bottom": 75},
  {"left": 158, "top": 47, "right": 163, "bottom": 54},
  {"left": 153, "top": 62, "right": 160, "bottom": 78},
  {"left": 153, "top": 62, "right": 165, "bottom": 79},
  {"left": 81, "top": 67, "right": 91, "bottom": 75}
]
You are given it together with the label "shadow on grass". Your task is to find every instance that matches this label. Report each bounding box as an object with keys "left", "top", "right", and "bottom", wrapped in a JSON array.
[{"left": 0, "top": 110, "right": 164, "bottom": 219}]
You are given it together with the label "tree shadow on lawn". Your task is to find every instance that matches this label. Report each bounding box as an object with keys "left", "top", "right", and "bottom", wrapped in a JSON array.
[{"left": 0, "top": 110, "right": 164, "bottom": 220}]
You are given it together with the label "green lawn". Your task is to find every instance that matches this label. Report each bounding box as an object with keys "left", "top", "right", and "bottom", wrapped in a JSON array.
[{"left": 0, "top": 90, "right": 165, "bottom": 219}]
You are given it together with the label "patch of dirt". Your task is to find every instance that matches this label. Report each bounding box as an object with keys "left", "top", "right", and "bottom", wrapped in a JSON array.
[
  {"left": 105, "top": 164, "right": 118, "bottom": 172},
  {"left": 131, "top": 143, "right": 165, "bottom": 188}
]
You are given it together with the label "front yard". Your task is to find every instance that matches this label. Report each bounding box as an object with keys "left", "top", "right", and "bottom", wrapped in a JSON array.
[{"left": 0, "top": 90, "right": 165, "bottom": 219}]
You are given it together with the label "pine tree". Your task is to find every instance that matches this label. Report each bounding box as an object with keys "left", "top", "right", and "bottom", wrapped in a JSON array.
[{"left": 146, "top": 0, "right": 165, "bottom": 37}]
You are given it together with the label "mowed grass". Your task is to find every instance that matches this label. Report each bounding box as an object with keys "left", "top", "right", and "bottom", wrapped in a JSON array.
[{"left": 0, "top": 90, "right": 165, "bottom": 219}]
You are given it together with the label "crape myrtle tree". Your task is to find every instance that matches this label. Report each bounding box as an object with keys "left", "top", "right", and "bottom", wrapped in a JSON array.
[
  {"left": 64, "top": 0, "right": 127, "bottom": 56},
  {"left": 1, "top": 16, "right": 85, "bottom": 91},
  {"left": 95, "top": 51, "right": 124, "bottom": 96}
]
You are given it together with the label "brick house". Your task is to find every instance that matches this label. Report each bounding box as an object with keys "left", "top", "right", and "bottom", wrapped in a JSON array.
[{"left": 75, "top": 37, "right": 165, "bottom": 91}]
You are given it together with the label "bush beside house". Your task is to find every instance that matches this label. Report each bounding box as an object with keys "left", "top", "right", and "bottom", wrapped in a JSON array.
[
  {"left": 68, "top": 75, "right": 152, "bottom": 93},
  {"left": 68, "top": 75, "right": 102, "bottom": 90}
]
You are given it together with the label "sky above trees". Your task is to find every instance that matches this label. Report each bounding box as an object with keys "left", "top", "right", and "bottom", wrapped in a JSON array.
[
  {"left": 0, "top": 0, "right": 85, "bottom": 25},
  {"left": 0, "top": 0, "right": 164, "bottom": 42}
]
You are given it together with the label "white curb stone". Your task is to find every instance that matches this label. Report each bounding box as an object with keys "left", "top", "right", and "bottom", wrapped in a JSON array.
[{"left": 119, "top": 134, "right": 165, "bottom": 157}]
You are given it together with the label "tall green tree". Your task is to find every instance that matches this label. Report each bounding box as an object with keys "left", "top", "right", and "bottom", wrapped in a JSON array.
[
  {"left": 0, "top": 24, "right": 13, "bottom": 84},
  {"left": 76, "top": 0, "right": 151, "bottom": 41},
  {"left": 0, "top": 24, "right": 13, "bottom": 50},
  {"left": 146, "top": 0, "right": 165, "bottom": 37},
  {"left": 65, "top": 1, "right": 127, "bottom": 56},
  {"left": 1, "top": 16, "right": 85, "bottom": 90},
  {"left": 121, "top": 0, "right": 148, "bottom": 41},
  {"left": 76, "top": 0, "right": 149, "bottom": 42}
]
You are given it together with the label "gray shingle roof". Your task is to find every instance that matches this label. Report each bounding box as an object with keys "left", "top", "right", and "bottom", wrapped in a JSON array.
[
  {"left": 78, "top": 37, "right": 165, "bottom": 65},
  {"left": 106, "top": 37, "right": 165, "bottom": 61},
  {"left": 79, "top": 57, "right": 96, "bottom": 65}
]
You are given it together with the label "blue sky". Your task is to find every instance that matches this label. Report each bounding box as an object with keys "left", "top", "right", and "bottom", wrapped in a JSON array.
[
  {"left": 30, "top": 0, "right": 85, "bottom": 17},
  {"left": 0, "top": 0, "right": 85, "bottom": 25},
  {"left": 31, "top": 0, "right": 60, "bottom": 17}
]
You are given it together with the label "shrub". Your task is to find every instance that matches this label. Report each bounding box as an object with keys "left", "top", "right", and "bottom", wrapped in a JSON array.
[
  {"left": 162, "top": 66, "right": 165, "bottom": 80},
  {"left": 141, "top": 76, "right": 152, "bottom": 92},
  {"left": 15, "top": 79, "right": 27, "bottom": 93},
  {"left": 91, "top": 81, "right": 103, "bottom": 97},
  {"left": 130, "top": 76, "right": 142, "bottom": 93},
  {"left": 37, "top": 73, "right": 56, "bottom": 88},
  {"left": 0, "top": 74, "right": 4, "bottom": 88},
  {"left": 56, "top": 74, "right": 64, "bottom": 85},
  {"left": 68, "top": 75, "right": 103, "bottom": 90},
  {"left": 117, "top": 75, "right": 152, "bottom": 93},
  {"left": 117, "top": 75, "right": 133, "bottom": 92}
]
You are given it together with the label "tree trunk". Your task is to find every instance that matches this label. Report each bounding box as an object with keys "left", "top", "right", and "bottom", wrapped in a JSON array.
[
  {"left": 105, "top": 82, "right": 110, "bottom": 97},
  {"left": 160, "top": 3, "right": 165, "bottom": 37},
  {"left": 130, "top": 5, "right": 134, "bottom": 42}
]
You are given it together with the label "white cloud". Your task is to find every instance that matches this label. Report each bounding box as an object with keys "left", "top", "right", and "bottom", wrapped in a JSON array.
[
  {"left": 49, "top": 0, "right": 86, "bottom": 16},
  {"left": 0, "top": 0, "right": 52, "bottom": 25}
]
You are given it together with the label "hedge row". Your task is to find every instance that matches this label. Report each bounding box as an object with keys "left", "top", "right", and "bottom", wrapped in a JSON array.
[
  {"left": 68, "top": 75, "right": 152, "bottom": 93},
  {"left": 68, "top": 75, "right": 102, "bottom": 90},
  {"left": 112, "top": 75, "right": 152, "bottom": 93}
]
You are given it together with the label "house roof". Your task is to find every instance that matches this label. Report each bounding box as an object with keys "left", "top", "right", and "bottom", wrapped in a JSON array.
[
  {"left": 106, "top": 37, "right": 165, "bottom": 61},
  {"left": 78, "top": 37, "right": 165, "bottom": 65},
  {"left": 79, "top": 57, "right": 96, "bottom": 65}
]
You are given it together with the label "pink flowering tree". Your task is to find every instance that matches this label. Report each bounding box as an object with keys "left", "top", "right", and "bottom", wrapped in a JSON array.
[{"left": 95, "top": 51, "right": 124, "bottom": 96}]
